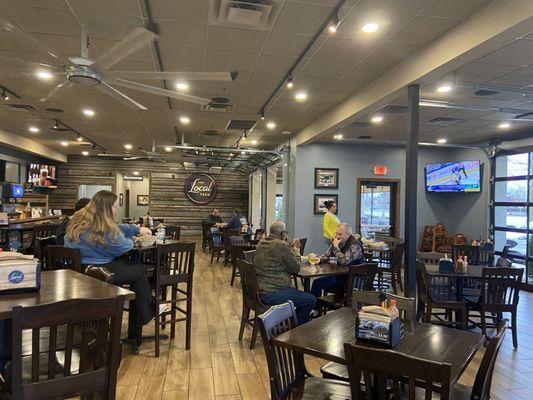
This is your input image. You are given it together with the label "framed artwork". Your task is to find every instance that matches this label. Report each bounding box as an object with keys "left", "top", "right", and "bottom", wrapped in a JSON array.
[
  {"left": 137, "top": 194, "right": 149, "bottom": 206},
  {"left": 314, "top": 168, "right": 339, "bottom": 189},
  {"left": 119, "top": 193, "right": 124, "bottom": 206},
  {"left": 314, "top": 194, "right": 338, "bottom": 215}
]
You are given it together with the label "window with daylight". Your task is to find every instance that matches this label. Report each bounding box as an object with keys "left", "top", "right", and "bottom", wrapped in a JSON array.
[{"left": 492, "top": 152, "right": 533, "bottom": 283}]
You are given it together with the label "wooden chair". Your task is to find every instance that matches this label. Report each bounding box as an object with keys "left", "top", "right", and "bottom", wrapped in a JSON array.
[
  {"left": 417, "top": 251, "right": 445, "bottom": 265},
  {"left": 152, "top": 218, "right": 164, "bottom": 226},
  {"left": 229, "top": 236, "right": 250, "bottom": 286},
  {"left": 452, "top": 244, "right": 480, "bottom": 265},
  {"left": 164, "top": 225, "right": 181, "bottom": 241},
  {"left": 209, "top": 227, "right": 224, "bottom": 264},
  {"left": 34, "top": 236, "right": 56, "bottom": 270},
  {"left": 452, "top": 321, "right": 506, "bottom": 400},
  {"left": 223, "top": 229, "right": 240, "bottom": 267},
  {"left": 257, "top": 302, "right": 351, "bottom": 400},
  {"left": 416, "top": 261, "right": 466, "bottom": 329},
  {"left": 46, "top": 246, "right": 83, "bottom": 273},
  {"left": 154, "top": 242, "right": 195, "bottom": 356},
  {"left": 201, "top": 222, "right": 213, "bottom": 252},
  {"left": 30, "top": 224, "right": 57, "bottom": 255},
  {"left": 237, "top": 260, "right": 269, "bottom": 349},
  {"left": 343, "top": 343, "right": 451, "bottom": 399},
  {"left": 377, "top": 242, "right": 404, "bottom": 293},
  {"left": 9, "top": 296, "right": 124, "bottom": 400},
  {"left": 253, "top": 228, "right": 265, "bottom": 240},
  {"left": 84, "top": 265, "right": 115, "bottom": 284},
  {"left": 465, "top": 267, "right": 522, "bottom": 348},
  {"left": 296, "top": 237, "right": 307, "bottom": 256},
  {"left": 321, "top": 291, "right": 416, "bottom": 382},
  {"left": 316, "top": 263, "right": 379, "bottom": 313},
  {"left": 242, "top": 250, "right": 255, "bottom": 263}
]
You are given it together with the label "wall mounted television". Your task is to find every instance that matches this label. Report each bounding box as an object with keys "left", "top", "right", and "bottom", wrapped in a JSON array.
[
  {"left": 425, "top": 160, "right": 481, "bottom": 193},
  {"left": 27, "top": 164, "right": 58, "bottom": 188}
]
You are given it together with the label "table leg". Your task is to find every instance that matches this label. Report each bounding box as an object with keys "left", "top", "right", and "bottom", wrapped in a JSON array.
[{"left": 303, "top": 278, "right": 310, "bottom": 292}]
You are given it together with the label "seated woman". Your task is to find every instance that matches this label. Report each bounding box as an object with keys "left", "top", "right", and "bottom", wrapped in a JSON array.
[
  {"left": 310, "top": 223, "right": 365, "bottom": 298},
  {"left": 65, "top": 190, "right": 158, "bottom": 325}
]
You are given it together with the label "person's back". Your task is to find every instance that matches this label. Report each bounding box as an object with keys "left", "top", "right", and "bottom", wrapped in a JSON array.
[
  {"left": 227, "top": 208, "right": 244, "bottom": 229},
  {"left": 254, "top": 236, "right": 300, "bottom": 292}
]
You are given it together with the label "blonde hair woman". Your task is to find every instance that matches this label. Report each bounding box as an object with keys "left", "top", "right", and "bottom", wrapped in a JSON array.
[{"left": 65, "top": 190, "right": 156, "bottom": 325}]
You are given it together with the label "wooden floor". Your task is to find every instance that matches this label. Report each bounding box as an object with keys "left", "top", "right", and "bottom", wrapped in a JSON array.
[{"left": 116, "top": 245, "right": 533, "bottom": 400}]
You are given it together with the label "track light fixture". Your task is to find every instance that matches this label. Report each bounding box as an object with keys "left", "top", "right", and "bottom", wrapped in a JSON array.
[
  {"left": 2, "top": 89, "right": 8, "bottom": 101},
  {"left": 286, "top": 75, "right": 294, "bottom": 89},
  {"left": 76, "top": 134, "right": 83, "bottom": 142},
  {"left": 260, "top": 110, "right": 265, "bottom": 120},
  {"left": 52, "top": 119, "right": 59, "bottom": 130},
  {"left": 328, "top": 15, "right": 340, "bottom": 34}
]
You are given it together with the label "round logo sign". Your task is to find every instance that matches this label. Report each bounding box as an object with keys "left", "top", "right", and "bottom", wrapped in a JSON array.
[
  {"left": 184, "top": 173, "right": 218, "bottom": 205},
  {"left": 8, "top": 270, "right": 24, "bottom": 284}
]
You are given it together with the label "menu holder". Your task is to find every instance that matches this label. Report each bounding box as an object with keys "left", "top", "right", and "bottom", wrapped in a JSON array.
[
  {"left": 0, "top": 253, "right": 40, "bottom": 294},
  {"left": 355, "top": 306, "right": 401, "bottom": 348}
]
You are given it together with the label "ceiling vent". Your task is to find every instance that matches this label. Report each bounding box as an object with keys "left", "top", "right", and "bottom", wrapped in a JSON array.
[
  {"left": 427, "top": 117, "right": 464, "bottom": 126},
  {"left": 475, "top": 89, "right": 499, "bottom": 96},
  {"left": 210, "top": 0, "right": 282, "bottom": 30},
  {"left": 201, "top": 103, "right": 234, "bottom": 112},
  {"left": 199, "top": 130, "right": 223, "bottom": 138},
  {"left": 226, "top": 119, "right": 255, "bottom": 131},
  {"left": 5, "top": 104, "right": 36, "bottom": 113},
  {"left": 376, "top": 105, "right": 408, "bottom": 114}
]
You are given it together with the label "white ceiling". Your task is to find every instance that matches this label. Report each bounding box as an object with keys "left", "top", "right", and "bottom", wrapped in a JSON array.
[{"left": 0, "top": 0, "right": 525, "bottom": 158}]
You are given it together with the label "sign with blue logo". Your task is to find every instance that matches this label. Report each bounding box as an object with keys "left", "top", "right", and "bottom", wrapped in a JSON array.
[{"left": 8, "top": 270, "right": 24, "bottom": 284}]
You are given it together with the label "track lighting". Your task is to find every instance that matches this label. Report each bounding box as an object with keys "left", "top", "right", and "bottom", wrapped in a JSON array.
[
  {"left": 77, "top": 134, "right": 83, "bottom": 142},
  {"left": 286, "top": 76, "right": 294, "bottom": 89},
  {"left": 2, "top": 89, "right": 8, "bottom": 101},
  {"left": 52, "top": 119, "right": 59, "bottom": 130},
  {"left": 260, "top": 110, "right": 265, "bottom": 120},
  {"left": 328, "top": 15, "right": 340, "bottom": 34}
]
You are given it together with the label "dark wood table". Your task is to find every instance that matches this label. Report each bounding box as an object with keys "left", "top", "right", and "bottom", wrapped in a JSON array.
[
  {"left": 0, "top": 269, "right": 134, "bottom": 320},
  {"left": 273, "top": 307, "right": 484, "bottom": 385},
  {"left": 425, "top": 264, "right": 483, "bottom": 300},
  {"left": 296, "top": 263, "right": 349, "bottom": 292}
]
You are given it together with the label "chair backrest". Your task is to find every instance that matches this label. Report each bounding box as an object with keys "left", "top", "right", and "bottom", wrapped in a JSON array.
[
  {"left": 35, "top": 236, "right": 57, "bottom": 270},
  {"left": 495, "top": 257, "right": 512, "bottom": 267},
  {"left": 47, "top": 245, "right": 83, "bottom": 273},
  {"left": 500, "top": 245, "right": 509, "bottom": 258},
  {"left": 391, "top": 242, "right": 405, "bottom": 266},
  {"left": 202, "top": 222, "right": 213, "bottom": 240},
  {"left": 344, "top": 263, "right": 379, "bottom": 306},
  {"left": 11, "top": 296, "right": 124, "bottom": 400},
  {"left": 164, "top": 225, "right": 181, "bottom": 240},
  {"left": 229, "top": 235, "right": 245, "bottom": 246},
  {"left": 479, "top": 267, "right": 523, "bottom": 309},
  {"left": 210, "top": 227, "right": 222, "bottom": 247},
  {"left": 237, "top": 260, "right": 266, "bottom": 312},
  {"left": 253, "top": 228, "right": 265, "bottom": 240},
  {"left": 32, "top": 224, "right": 58, "bottom": 250},
  {"left": 415, "top": 261, "right": 431, "bottom": 303},
  {"left": 344, "top": 343, "right": 451, "bottom": 400},
  {"left": 352, "top": 291, "right": 416, "bottom": 321},
  {"left": 152, "top": 218, "right": 165, "bottom": 226},
  {"left": 155, "top": 242, "right": 195, "bottom": 285},
  {"left": 257, "top": 302, "right": 305, "bottom": 400},
  {"left": 479, "top": 250, "right": 494, "bottom": 266},
  {"left": 296, "top": 237, "right": 307, "bottom": 256},
  {"left": 417, "top": 252, "right": 445, "bottom": 265},
  {"left": 452, "top": 244, "right": 480, "bottom": 265},
  {"left": 223, "top": 229, "right": 241, "bottom": 251},
  {"left": 242, "top": 250, "right": 255, "bottom": 263}
]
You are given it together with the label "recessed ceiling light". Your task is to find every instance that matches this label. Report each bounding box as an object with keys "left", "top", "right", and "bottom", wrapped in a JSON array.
[
  {"left": 164, "top": 146, "right": 172, "bottom": 152},
  {"left": 371, "top": 115, "right": 384, "bottom": 123},
  {"left": 437, "top": 84, "right": 453, "bottom": 93},
  {"left": 36, "top": 70, "right": 52, "bottom": 80},
  {"left": 267, "top": 122, "right": 276, "bottom": 130},
  {"left": 175, "top": 82, "right": 189, "bottom": 91},
  {"left": 437, "top": 138, "right": 447, "bottom": 144},
  {"left": 498, "top": 122, "right": 511, "bottom": 129},
  {"left": 60, "top": 141, "right": 68, "bottom": 147},
  {"left": 361, "top": 22, "right": 379, "bottom": 33},
  {"left": 333, "top": 134, "right": 343, "bottom": 140},
  {"left": 81, "top": 151, "right": 89, "bottom": 156},
  {"left": 124, "top": 143, "right": 133, "bottom": 150},
  {"left": 251, "top": 140, "right": 258, "bottom": 145},
  {"left": 180, "top": 116, "right": 191, "bottom": 124},
  {"left": 294, "top": 91, "right": 307, "bottom": 101},
  {"left": 83, "top": 108, "right": 95, "bottom": 117},
  {"left": 28, "top": 126, "right": 39, "bottom": 133}
]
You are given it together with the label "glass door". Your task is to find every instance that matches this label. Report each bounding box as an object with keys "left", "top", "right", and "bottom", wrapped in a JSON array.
[{"left": 357, "top": 179, "right": 399, "bottom": 237}]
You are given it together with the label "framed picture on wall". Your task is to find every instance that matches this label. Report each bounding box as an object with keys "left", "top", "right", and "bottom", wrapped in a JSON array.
[
  {"left": 314, "top": 168, "right": 339, "bottom": 189},
  {"left": 137, "top": 194, "right": 149, "bottom": 206},
  {"left": 314, "top": 194, "right": 338, "bottom": 215}
]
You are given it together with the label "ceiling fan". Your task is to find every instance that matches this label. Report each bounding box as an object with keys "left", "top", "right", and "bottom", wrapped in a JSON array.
[
  {"left": 0, "top": 14, "right": 238, "bottom": 110},
  {"left": 97, "top": 140, "right": 166, "bottom": 162}
]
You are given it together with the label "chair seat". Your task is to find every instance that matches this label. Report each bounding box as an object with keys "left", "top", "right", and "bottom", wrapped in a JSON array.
[
  {"left": 429, "top": 292, "right": 462, "bottom": 304},
  {"left": 320, "top": 362, "right": 348, "bottom": 381},
  {"left": 409, "top": 382, "right": 471, "bottom": 399},
  {"left": 287, "top": 377, "right": 351, "bottom": 400},
  {"left": 316, "top": 294, "right": 344, "bottom": 310}
]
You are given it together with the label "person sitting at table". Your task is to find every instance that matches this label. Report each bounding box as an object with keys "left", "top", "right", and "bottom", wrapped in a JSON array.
[
  {"left": 227, "top": 208, "right": 246, "bottom": 230},
  {"left": 206, "top": 208, "right": 224, "bottom": 226},
  {"left": 310, "top": 223, "right": 365, "bottom": 298},
  {"left": 64, "top": 190, "right": 160, "bottom": 325},
  {"left": 55, "top": 197, "right": 91, "bottom": 245},
  {"left": 142, "top": 211, "right": 154, "bottom": 228},
  {"left": 323, "top": 200, "right": 340, "bottom": 241},
  {"left": 254, "top": 221, "right": 316, "bottom": 324}
]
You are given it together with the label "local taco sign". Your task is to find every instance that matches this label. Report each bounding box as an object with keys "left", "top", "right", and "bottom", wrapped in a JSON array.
[{"left": 184, "top": 173, "right": 218, "bottom": 205}]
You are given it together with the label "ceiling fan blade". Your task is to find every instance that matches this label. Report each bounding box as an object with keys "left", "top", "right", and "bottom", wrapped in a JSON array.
[
  {"left": 108, "top": 78, "right": 211, "bottom": 105},
  {"left": 105, "top": 71, "right": 238, "bottom": 81},
  {"left": 97, "top": 81, "right": 148, "bottom": 111},
  {"left": 123, "top": 156, "right": 146, "bottom": 160},
  {"left": 0, "top": 53, "right": 59, "bottom": 71},
  {"left": 92, "top": 27, "right": 157, "bottom": 72},
  {"left": 40, "top": 79, "right": 72, "bottom": 102}
]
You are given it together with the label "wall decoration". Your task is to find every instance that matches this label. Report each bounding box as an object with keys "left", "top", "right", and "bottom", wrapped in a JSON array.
[
  {"left": 314, "top": 194, "right": 338, "bottom": 215},
  {"left": 185, "top": 173, "right": 218, "bottom": 205},
  {"left": 314, "top": 168, "right": 339, "bottom": 189},
  {"left": 137, "top": 194, "right": 149, "bottom": 206},
  {"left": 119, "top": 193, "right": 124, "bottom": 206}
]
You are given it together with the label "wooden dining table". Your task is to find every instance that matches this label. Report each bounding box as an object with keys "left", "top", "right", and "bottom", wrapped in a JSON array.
[
  {"left": 296, "top": 262, "right": 349, "bottom": 292},
  {"left": 273, "top": 307, "right": 484, "bottom": 385}
]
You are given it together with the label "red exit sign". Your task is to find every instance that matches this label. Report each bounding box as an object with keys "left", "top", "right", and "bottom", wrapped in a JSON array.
[{"left": 373, "top": 165, "right": 388, "bottom": 175}]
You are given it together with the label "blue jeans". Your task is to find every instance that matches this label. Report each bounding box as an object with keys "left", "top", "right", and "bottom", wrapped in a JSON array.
[
  {"left": 311, "top": 276, "right": 347, "bottom": 298},
  {"left": 260, "top": 288, "right": 317, "bottom": 324}
]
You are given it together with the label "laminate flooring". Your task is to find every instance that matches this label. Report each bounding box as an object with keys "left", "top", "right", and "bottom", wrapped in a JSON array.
[{"left": 116, "top": 247, "right": 533, "bottom": 400}]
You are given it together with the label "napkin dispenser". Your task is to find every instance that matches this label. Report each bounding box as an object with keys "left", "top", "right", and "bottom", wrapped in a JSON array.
[
  {"left": 355, "top": 306, "right": 400, "bottom": 348},
  {"left": 0, "top": 253, "right": 40, "bottom": 294}
]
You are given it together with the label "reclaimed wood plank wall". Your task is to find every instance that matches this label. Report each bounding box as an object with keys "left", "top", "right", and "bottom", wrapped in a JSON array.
[{"left": 49, "top": 156, "right": 249, "bottom": 238}]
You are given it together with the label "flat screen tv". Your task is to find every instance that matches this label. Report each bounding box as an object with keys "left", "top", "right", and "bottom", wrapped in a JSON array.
[
  {"left": 425, "top": 160, "right": 481, "bottom": 193},
  {"left": 11, "top": 184, "right": 24, "bottom": 198},
  {"left": 27, "top": 164, "right": 57, "bottom": 188}
]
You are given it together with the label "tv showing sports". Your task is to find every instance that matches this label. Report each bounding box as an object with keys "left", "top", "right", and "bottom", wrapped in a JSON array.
[
  {"left": 425, "top": 160, "right": 481, "bottom": 193},
  {"left": 27, "top": 164, "right": 57, "bottom": 188}
]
